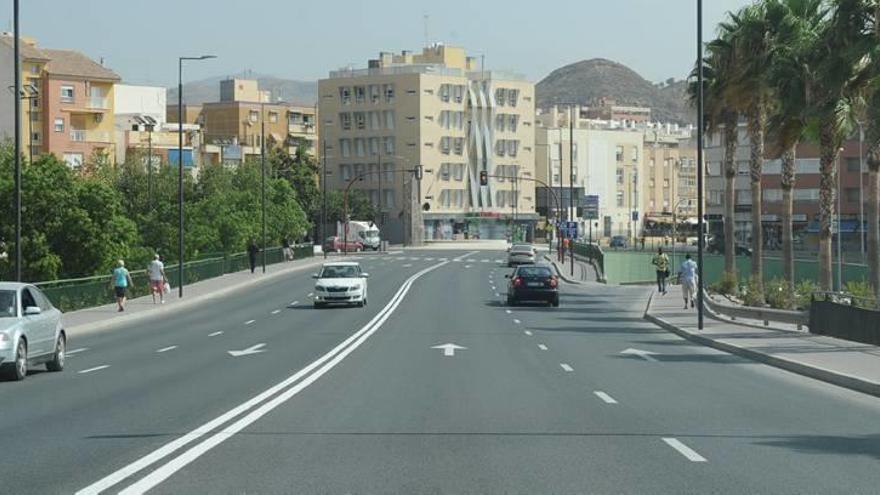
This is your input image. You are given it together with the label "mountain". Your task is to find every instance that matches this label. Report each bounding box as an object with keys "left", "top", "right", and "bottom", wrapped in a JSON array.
[
  {"left": 168, "top": 71, "right": 317, "bottom": 106},
  {"left": 535, "top": 58, "right": 694, "bottom": 125}
]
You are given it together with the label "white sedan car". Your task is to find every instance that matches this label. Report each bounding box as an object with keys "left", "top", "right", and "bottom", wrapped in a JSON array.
[
  {"left": 0, "top": 282, "right": 66, "bottom": 381},
  {"left": 312, "top": 262, "right": 369, "bottom": 308}
]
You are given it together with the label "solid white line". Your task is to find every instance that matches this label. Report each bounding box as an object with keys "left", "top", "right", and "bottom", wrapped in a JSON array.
[
  {"left": 594, "top": 391, "right": 618, "bottom": 404},
  {"left": 289, "top": 301, "right": 299, "bottom": 306},
  {"left": 505, "top": 309, "right": 512, "bottom": 314},
  {"left": 208, "top": 331, "right": 223, "bottom": 337},
  {"left": 81, "top": 260, "right": 450, "bottom": 495},
  {"left": 244, "top": 320, "right": 255, "bottom": 326},
  {"left": 403, "top": 264, "right": 412, "bottom": 267},
  {"left": 538, "top": 344, "right": 548, "bottom": 351},
  {"left": 524, "top": 330, "right": 533, "bottom": 336},
  {"left": 560, "top": 363, "right": 574, "bottom": 372},
  {"left": 662, "top": 438, "right": 707, "bottom": 462},
  {"left": 78, "top": 365, "right": 110, "bottom": 374},
  {"left": 307, "top": 292, "right": 314, "bottom": 298},
  {"left": 66, "top": 348, "right": 89, "bottom": 356},
  {"left": 271, "top": 309, "right": 281, "bottom": 315},
  {"left": 156, "top": 346, "right": 177, "bottom": 353},
  {"left": 513, "top": 319, "right": 521, "bottom": 324}
]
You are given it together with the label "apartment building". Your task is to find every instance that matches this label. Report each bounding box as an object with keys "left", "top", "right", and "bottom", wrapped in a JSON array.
[
  {"left": 705, "top": 124, "right": 866, "bottom": 250},
  {"left": 168, "top": 79, "right": 318, "bottom": 164},
  {"left": 582, "top": 98, "right": 652, "bottom": 124},
  {"left": 318, "top": 44, "right": 536, "bottom": 243},
  {"left": 642, "top": 127, "right": 698, "bottom": 221},
  {"left": 1, "top": 35, "right": 119, "bottom": 167}
]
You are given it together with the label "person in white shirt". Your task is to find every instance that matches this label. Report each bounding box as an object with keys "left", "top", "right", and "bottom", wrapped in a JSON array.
[
  {"left": 147, "top": 254, "right": 167, "bottom": 304},
  {"left": 679, "top": 254, "right": 698, "bottom": 309}
]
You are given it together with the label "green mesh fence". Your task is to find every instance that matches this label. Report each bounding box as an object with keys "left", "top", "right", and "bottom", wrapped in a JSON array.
[{"left": 36, "top": 245, "right": 313, "bottom": 313}]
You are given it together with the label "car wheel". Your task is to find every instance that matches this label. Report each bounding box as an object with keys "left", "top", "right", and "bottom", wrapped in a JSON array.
[
  {"left": 2, "top": 339, "right": 27, "bottom": 381},
  {"left": 46, "top": 332, "right": 66, "bottom": 372},
  {"left": 357, "top": 300, "right": 365, "bottom": 308}
]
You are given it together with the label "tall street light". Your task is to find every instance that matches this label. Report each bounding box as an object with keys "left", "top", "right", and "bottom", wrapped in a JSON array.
[
  {"left": 260, "top": 100, "right": 268, "bottom": 274},
  {"left": 696, "top": 0, "right": 706, "bottom": 330},
  {"left": 569, "top": 105, "right": 575, "bottom": 276},
  {"left": 177, "top": 54, "right": 216, "bottom": 298},
  {"left": 12, "top": 0, "right": 21, "bottom": 281}
]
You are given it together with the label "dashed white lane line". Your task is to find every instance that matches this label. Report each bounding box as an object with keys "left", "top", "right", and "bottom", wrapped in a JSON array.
[
  {"left": 307, "top": 293, "right": 314, "bottom": 298},
  {"left": 289, "top": 301, "right": 299, "bottom": 307},
  {"left": 67, "top": 348, "right": 89, "bottom": 356},
  {"left": 662, "top": 438, "right": 707, "bottom": 462},
  {"left": 538, "top": 344, "right": 548, "bottom": 351},
  {"left": 425, "top": 257, "right": 434, "bottom": 261},
  {"left": 403, "top": 264, "right": 413, "bottom": 268},
  {"left": 513, "top": 319, "right": 521, "bottom": 324},
  {"left": 494, "top": 292, "right": 500, "bottom": 297},
  {"left": 464, "top": 264, "right": 472, "bottom": 268},
  {"left": 156, "top": 346, "right": 178, "bottom": 354},
  {"left": 79, "top": 365, "right": 110, "bottom": 374},
  {"left": 560, "top": 363, "right": 574, "bottom": 372},
  {"left": 594, "top": 391, "right": 618, "bottom": 404},
  {"left": 271, "top": 309, "right": 281, "bottom": 315},
  {"left": 481, "top": 259, "right": 490, "bottom": 262},
  {"left": 244, "top": 320, "right": 256, "bottom": 326},
  {"left": 491, "top": 286, "right": 496, "bottom": 291},
  {"left": 208, "top": 331, "right": 223, "bottom": 337},
  {"left": 505, "top": 309, "right": 512, "bottom": 314},
  {"left": 524, "top": 330, "right": 533, "bottom": 336}
]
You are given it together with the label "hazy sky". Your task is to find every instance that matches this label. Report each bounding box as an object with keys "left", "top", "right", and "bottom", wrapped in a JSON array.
[{"left": 5, "top": 0, "right": 753, "bottom": 86}]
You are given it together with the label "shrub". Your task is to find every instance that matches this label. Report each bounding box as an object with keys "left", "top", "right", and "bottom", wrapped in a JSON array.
[
  {"left": 710, "top": 270, "right": 738, "bottom": 296},
  {"left": 742, "top": 276, "right": 766, "bottom": 307},
  {"left": 794, "top": 279, "right": 818, "bottom": 310},
  {"left": 765, "top": 277, "right": 795, "bottom": 310},
  {"left": 844, "top": 280, "right": 879, "bottom": 310}
]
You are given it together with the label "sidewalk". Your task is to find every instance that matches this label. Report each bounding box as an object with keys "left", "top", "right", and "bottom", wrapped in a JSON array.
[
  {"left": 645, "top": 288, "right": 880, "bottom": 398},
  {"left": 63, "top": 255, "right": 328, "bottom": 338}
]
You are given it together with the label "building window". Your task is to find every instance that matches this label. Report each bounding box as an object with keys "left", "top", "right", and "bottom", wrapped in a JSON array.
[
  {"left": 249, "top": 110, "right": 259, "bottom": 123},
  {"left": 384, "top": 189, "right": 395, "bottom": 208},
  {"left": 663, "top": 179, "right": 670, "bottom": 188},
  {"left": 384, "top": 84, "right": 395, "bottom": 103},
  {"left": 340, "top": 139, "right": 351, "bottom": 158},
  {"left": 845, "top": 187, "right": 860, "bottom": 202},
  {"left": 369, "top": 85, "right": 381, "bottom": 103},
  {"left": 384, "top": 137, "right": 395, "bottom": 155},
  {"left": 340, "top": 164, "right": 352, "bottom": 181},
  {"left": 615, "top": 146, "right": 624, "bottom": 162},
  {"left": 269, "top": 112, "right": 278, "bottom": 123},
  {"left": 616, "top": 168, "right": 624, "bottom": 185},
  {"left": 63, "top": 152, "right": 83, "bottom": 169},
  {"left": 339, "top": 112, "right": 352, "bottom": 131},
  {"left": 846, "top": 157, "right": 861, "bottom": 172},
  {"left": 509, "top": 114, "right": 518, "bottom": 132},
  {"left": 60, "top": 85, "right": 74, "bottom": 102},
  {"left": 384, "top": 110, "right": 395, "bottom": 130},
  {"left": 53, "top": 118, "right": 64, "bottom": 132},
  {"left": 632, "top": 146, "right": 640, "bottom": 163},
  {"left": 340, "top": 87, "right": 351, "bottom": 105},
  {"left": 32, "top": 132, "right": 39, "bottom": 142},
  {"left": 383, "top": 163, "right": 394, "bottom": 182},
  {"left": 355, "top": 138, "right": 366, "bottom": 157},
  {"left": 763, "top": 189, "right": 782, "bottom": 202},
  {"left": 453, "top": 138, "right": 464, "bottom": 155},
  {"left": 354, "top": 86, "right": 366, "bottom": 104},
  {"left": 616, "top": 191, "right": 624, "bottom": 207},
  {"left": 355, "top": 112, "right": 366, "bottom": 130}
]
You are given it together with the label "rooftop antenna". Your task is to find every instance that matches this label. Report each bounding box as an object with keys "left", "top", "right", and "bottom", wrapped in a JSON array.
[{"left": 424, "top": 14, "right": 429, "bottom": 47}]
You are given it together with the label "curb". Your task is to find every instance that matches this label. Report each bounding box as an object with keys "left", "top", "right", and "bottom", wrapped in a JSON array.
[
  {"left": 66, "top": 257, "right": 329, "bottom": 338},
  {"left": 543, "top": 255, "right": 583, "bottom": 285},
  {"left": 643, "top": 300, "right": 880, "bottom": 399}
]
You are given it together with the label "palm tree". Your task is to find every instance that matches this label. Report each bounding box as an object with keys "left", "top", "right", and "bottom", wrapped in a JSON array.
[
  {"left": 765, "top": 0, "right": 827, "bottom": 289},
  {"left": 805, "top": 0, "right": 865, "bottom": 291},
  {"left": 690, "top": 30, "right": 740, "bottom": 279}
]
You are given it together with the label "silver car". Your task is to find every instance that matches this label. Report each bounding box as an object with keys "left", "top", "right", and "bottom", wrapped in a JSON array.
[
  {"left": 0, "top": 283, "right": 66, "bottom": 381},
  {"left": 507, "top": 245, "right": 536, "bottom": 267}
]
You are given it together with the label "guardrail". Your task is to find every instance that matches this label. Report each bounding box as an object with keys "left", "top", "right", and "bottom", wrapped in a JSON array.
[
  {"left": 35, "top": 245, "right": 313, "bottom": 313},
  {"left": 702, "top": 290, "right": 810, "bottom": 330},
  {"left": 571, "top": 242, "right": 605, "bottom": 278}
]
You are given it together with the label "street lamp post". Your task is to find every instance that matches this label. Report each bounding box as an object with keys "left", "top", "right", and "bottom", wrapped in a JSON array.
[
  {"left": 177, "top": 54, "right": 216, "bottom": 298},
  {"left": 260, "top": 101, "right": 267, "bottom": 273},
  {"left": 837, "top": 147, "right": 844, "bottom": 291},
  {"left": 569, "top": 106, "right": 575, "bottom": 276},
  {"left": 13, "top": 0, "right": 21, "bottom": 281},
  {"left": 322, "top": 139, "right": 328, "bottom": 258},
  {"left": 859, "top": 122, "right": 865, "bottom": 261},
  {"left": 696, "top": 0, "right": 706, "bottom": 330}
]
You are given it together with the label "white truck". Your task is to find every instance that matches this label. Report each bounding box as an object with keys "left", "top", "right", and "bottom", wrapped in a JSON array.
[{"left": 338, "top": 220, "right": 381, "bottom": 251}]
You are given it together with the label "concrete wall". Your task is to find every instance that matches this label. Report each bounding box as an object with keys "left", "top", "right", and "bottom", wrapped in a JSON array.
[{"left": 114, "top": 84, "right": 166, "bottom": 124}]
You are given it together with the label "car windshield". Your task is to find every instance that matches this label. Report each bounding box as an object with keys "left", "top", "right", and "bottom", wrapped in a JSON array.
[
  {"left": 0, "top": 290, "right": 16, "bottom": 318},
  {"left": 512, "top": 244, "right": 532, "bottom": 251},
  {"left": 516, "top": 267, "right": 552, "bottom": 278},
  {"left": 319, "top": 265, "right": 359, "bottom": 278},
  {"left": 511, "top": 247, "right": 533, "bottom": 254}
]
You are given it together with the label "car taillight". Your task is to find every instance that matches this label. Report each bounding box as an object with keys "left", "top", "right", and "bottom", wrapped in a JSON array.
[
  {"left": 513, "top": 277, "right": 523, "bottom": 287},
  {"left": 549, "top": 277, "right": 558, "bottom": 288}
]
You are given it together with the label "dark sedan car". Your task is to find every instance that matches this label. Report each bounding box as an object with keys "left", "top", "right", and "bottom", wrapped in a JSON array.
[{"left": 506, "top": 265, "right": 559, "bottom": 307}]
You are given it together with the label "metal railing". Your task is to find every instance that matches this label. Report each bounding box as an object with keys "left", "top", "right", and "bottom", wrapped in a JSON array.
[
  {"left": 703, "top": 290, "right": 810, "bottom": 330},
  {"left": 571, "top": 241, "right": 605, "bottom": 276},
  {"left": 87, "top": 96, "right": 110, "bottom": 109},
  {"left": 35, "top": 245, "right": 313, "bottom": 313},
  {"left": 70, "top": 129, "right": 112, "bottom": 143}
]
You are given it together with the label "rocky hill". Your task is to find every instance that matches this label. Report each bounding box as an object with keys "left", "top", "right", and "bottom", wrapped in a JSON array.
[
  {"left": 536, "top": 58, "right": 693, "bottom": 124},
  {"left": 169, "top": 71, "right": 317, "bottom": 105}
]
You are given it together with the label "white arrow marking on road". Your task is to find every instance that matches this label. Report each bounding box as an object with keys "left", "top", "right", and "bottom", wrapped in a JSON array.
[
  {"left": 594, "top": 391, "right": 618, "bottom": 404},
  {"left": 505, "top": 310, "right": 512, "bottom": 314},
  {"left": 244, "top": 320, "right": 256, "bottom": 326},
  {"left": 620, "top": 348, "right": 660, "bottom": 362},
  {"left": 208, "top": 331, "right": 223, "bottom": 337},
  {"left": 67, "top": 348, "right": 89, "bottom": 356},
  {"left": 79, "top": 365, "right": 110, "bottom": 374},
  {"left": 524, "top": 330, "right": 533, "bottom": 336},
  {"left": 228, "top": 343, "right": 267, "bottom": 357},
  {"left": 560, "top": 363, "right": 574, "bottom": 372},
  {"left": 156, "top": 346, "right": 177, "bottom": 353},
  {"left": 431, "top": 343, "right": 467, "bottom": 357},
  {"left": 663, "top": 438, "right": 707, "bottom": 462}
]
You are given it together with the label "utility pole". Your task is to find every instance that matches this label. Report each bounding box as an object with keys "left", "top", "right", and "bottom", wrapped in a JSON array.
[
  {"left": 13, "top": 0, "right": 21, "bottom": 281},
  {"left": 569, "top": 106, "right": 574, "bottom": 276},
  {"left": 696, "top": 0, "right": 705, "bottom": 330},
  {"left": 261, "top": 102, "right": 267, "bottom": 273}
]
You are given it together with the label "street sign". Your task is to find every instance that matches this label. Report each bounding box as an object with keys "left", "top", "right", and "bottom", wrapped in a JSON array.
[
  {"left": 583, "top": 195, "right": 599, "bottom": 220},
  {"left": 631, "top": 210, "right": 639, "bottom": 222},
  {"left": 562, "top": 221, "right": 578, "bottom": 238}
]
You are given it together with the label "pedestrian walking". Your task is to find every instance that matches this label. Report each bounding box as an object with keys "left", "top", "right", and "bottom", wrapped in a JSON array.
[
  {"left": 147, "top": 254, "right": 167, "bottom": 304},
  {"left": 282, "top": 237, "right": 293, "bottom": 261},
  {"left": 247, "top": 239, "right": 260, "bottom": 274},
  {"left": 651, "top": 247, "right": 670, "bottom": 295},
  {"left": 679, "top": 253, "right": 698, "bottom": 309},
  {"left": 111, "top": 260, "right": 134, "bottom": 312}
]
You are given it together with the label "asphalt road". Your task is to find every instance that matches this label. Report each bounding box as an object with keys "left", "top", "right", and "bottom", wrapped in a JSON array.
[{"left": 1, "top": 249, "right": 879, "bottom": 494}]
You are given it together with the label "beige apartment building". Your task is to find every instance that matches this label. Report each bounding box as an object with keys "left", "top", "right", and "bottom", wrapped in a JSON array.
[
  {"left": 318, "top": 44, "right": 536, "bottom": 243},
  {"left": 168, "top": 79, "right": 318, "bottom": 164},
  {"left": 642, "top": 128, "right": 699, "bottom": 234}
]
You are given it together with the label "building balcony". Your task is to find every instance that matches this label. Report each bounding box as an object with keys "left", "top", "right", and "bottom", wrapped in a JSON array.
[
  {"left": 87, "top": 96, "right": 110, "bottom": 110},
  {"left": 70, "top": 129, "right": 112, "bottom": 143}
]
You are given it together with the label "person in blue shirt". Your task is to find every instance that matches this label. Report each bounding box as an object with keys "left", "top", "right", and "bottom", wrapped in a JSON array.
[
  {"left": 111, "top": 260, "right": 134, "bottom": 312},
  {"left": 679, "top": 254, "right": 698, "bottom": 309}
]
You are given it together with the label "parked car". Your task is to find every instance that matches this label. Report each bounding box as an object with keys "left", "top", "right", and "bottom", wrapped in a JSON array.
[
  {"left": 706, "top": 236, "right": 752, "bottom": 256},
  {"left": 322, "top": 236, "right": 364, "bottom": 253},
  {"left": 0, "top": 283, "right": 66, "bottom": 381},
  {"left": 507, "top": 245, "right": 536, "bottom": 267},
  {"left": 506, "top": 265, "right": 559, "bottom": 307},
  {"left": 312, "top": 262, "right": 369, "bottom": 308},
  {"left": 610, "top": 235, "right": 628, "bottom": 248}
]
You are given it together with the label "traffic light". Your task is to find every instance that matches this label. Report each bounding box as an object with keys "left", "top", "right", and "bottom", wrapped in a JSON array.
[{"left": 479, "top": 170, "right": 488, "bottom": 186}]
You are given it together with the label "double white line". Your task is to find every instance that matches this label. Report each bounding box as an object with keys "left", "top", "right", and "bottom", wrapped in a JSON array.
[{"left": 78, "top": 260, "right": 450, "bottom": 495}]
